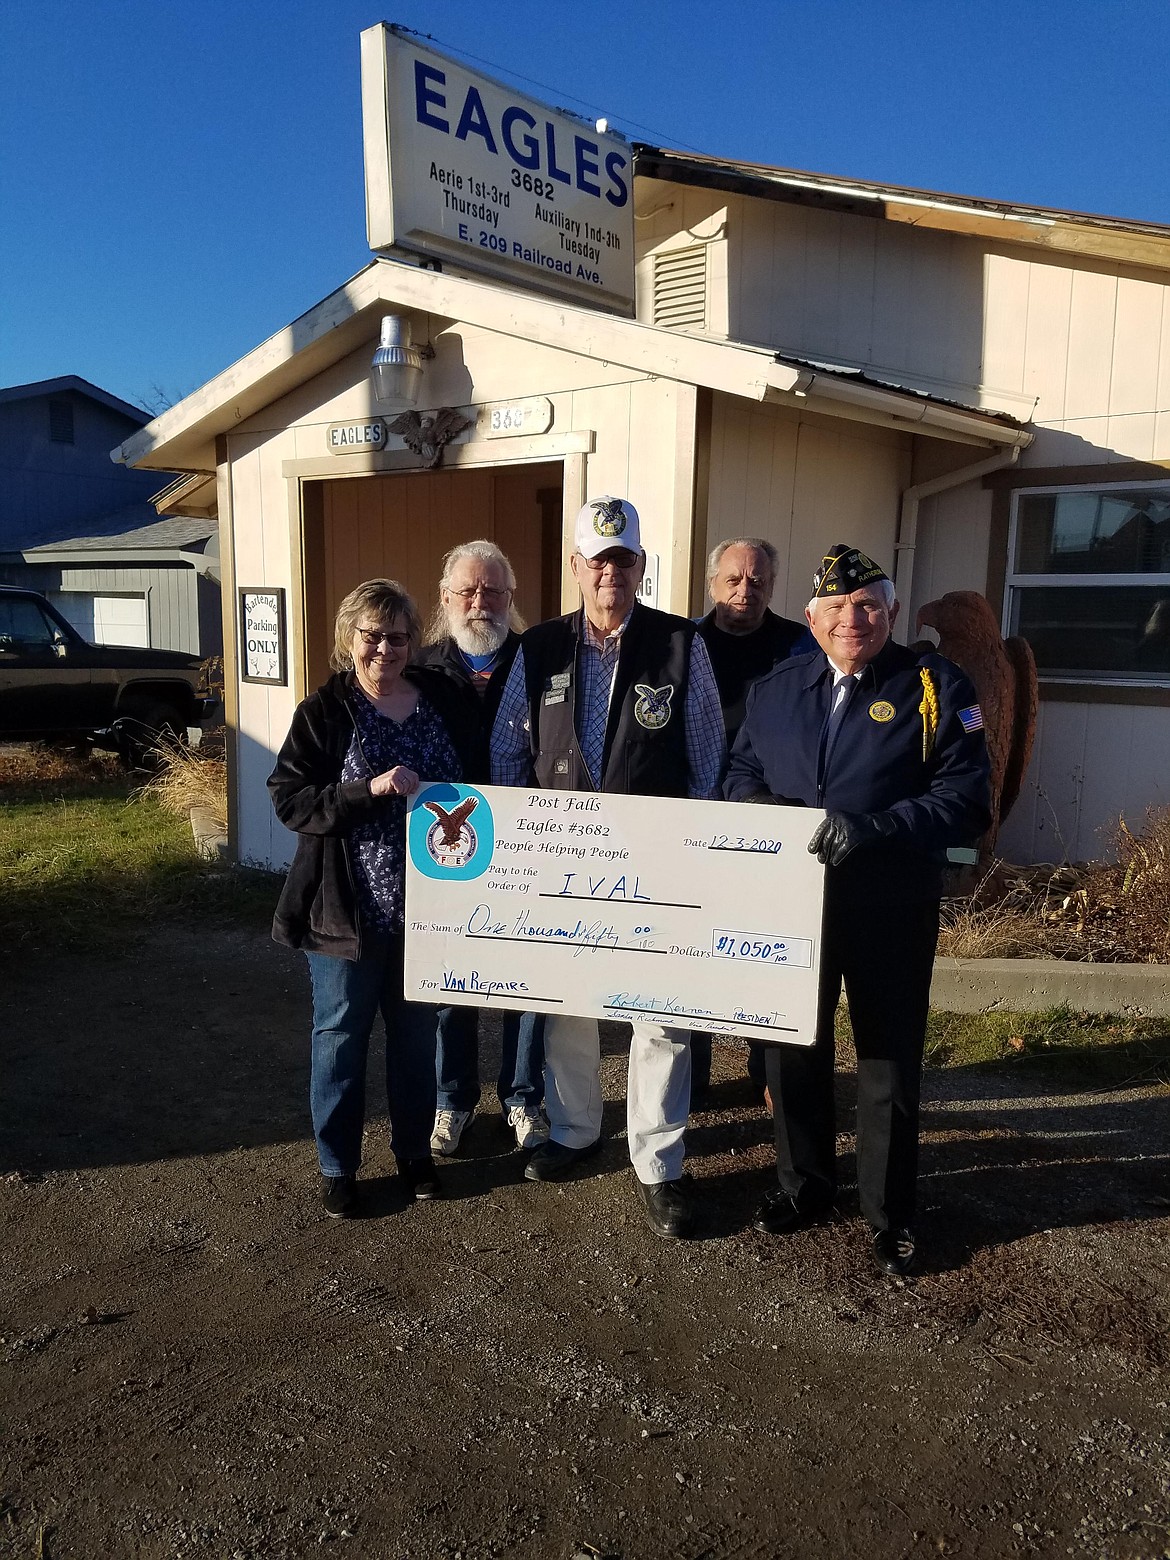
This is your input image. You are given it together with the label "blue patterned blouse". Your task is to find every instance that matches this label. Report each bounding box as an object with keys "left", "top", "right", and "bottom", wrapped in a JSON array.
[{"left": 342, "top": 689, "right": 461, "bottom": 933}]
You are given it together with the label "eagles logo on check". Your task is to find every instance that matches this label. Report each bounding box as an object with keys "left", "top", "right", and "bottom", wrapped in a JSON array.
[
  {"left": 633, "top": 682, "right": 674, "bottom": 729},
  {"left": 422, "top": 795, "right": 479, "bottom": 868}
]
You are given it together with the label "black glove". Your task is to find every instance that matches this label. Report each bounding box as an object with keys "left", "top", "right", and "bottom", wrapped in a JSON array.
[
  {"left": 742, "top": 790, "right": 807, "bottom": 806},
  {"left": 808, "top": 811, "right": 897, "bottom": 866}
]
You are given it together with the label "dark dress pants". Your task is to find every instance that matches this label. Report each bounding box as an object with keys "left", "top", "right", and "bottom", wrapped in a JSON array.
[
  {"left": 689, "top": 1033, "right": 766, "bottom": 1096},
  {"left": 764, "top": 893, "right": 940, "bottom": 1232}
]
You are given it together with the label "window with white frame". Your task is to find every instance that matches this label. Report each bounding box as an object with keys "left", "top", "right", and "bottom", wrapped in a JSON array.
[{"left": 1005, "top": 483, "right": 1170, "bottom": 682}]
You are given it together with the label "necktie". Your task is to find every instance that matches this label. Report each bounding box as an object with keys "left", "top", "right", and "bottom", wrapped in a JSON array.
[{"left": 818, "top": 675, "right": 858, "bottom": 790}]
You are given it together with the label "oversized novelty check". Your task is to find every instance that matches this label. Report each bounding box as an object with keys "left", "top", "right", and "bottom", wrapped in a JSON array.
[{"left": 404, "top": 785, "right": 826, "bottom": 1045}]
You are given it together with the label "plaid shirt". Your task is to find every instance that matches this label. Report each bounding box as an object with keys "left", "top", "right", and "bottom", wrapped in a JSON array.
[{"left": 490, "top": 608, "right": 725, "bottom": 798}]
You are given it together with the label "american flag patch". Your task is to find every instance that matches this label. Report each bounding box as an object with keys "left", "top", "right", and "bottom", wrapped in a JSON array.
[{"left": 958, "top": 704, "right": 984, "bottom": 733}]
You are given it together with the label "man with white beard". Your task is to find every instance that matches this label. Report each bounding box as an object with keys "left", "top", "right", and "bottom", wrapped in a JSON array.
[{"left": 414, "top": 541, "right": 548, "bottom": 1155}]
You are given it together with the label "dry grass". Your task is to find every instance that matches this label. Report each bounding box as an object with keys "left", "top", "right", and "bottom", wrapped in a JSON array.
[
  {"left": 136, "top": 731, "right": 228, "bottom": 833},
  {"left": 939, "top": 806, "right": 1170, "bottom": 964},
  {"left": 1065, "top": 808, "right": 1170, "bottom": 962},
  {"left": 0, "top": 743, "right": 123, "bottom": 788}
]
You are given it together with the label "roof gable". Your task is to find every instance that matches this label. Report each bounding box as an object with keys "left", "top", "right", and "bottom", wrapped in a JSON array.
[
  {"left": 116, "top": 257, "right": 1026, "bottom": 474},
  {"left": 0, "top": 376, "right": 150, "bottom": 425}
]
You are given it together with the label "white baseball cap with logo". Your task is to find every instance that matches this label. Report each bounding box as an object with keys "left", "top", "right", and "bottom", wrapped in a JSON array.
[{"left": 573, "top": 496, "right": 642, "bottom": 560}]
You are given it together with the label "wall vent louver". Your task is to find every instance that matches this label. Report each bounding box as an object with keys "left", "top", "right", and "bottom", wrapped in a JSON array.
[
  {"left": 48, "top": 397, "right": 75, "bottom": 444},
  {"left": 651, "top": 245, "right": 707, "bottom": 330}
]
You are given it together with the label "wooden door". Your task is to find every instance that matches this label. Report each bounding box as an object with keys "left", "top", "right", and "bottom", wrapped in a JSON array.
[{"left": 306, "top": 462, "right": 562, "bottom": 685}]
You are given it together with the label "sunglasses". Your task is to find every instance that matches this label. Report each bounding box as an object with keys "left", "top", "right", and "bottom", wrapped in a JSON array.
[
  {"left": 356, "top": 628, "right": 411, "bottom": 649},
  {"left": 579, "top": 549, "right": 641, "bottom": 572}
]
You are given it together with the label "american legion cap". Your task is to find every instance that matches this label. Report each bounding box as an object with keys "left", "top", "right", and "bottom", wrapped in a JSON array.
[{"left": 812, "top": 544, "right": 890, "bottom": 599}]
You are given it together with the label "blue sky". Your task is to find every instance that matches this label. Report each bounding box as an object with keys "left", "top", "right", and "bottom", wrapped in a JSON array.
[{"left": 2, "top": 0, "right": 1167, "bottom": 415}]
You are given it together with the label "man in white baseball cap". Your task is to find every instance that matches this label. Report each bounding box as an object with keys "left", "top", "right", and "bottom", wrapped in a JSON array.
[{"left": 490, "top": 496, "right": 727, "bottom": 1239}]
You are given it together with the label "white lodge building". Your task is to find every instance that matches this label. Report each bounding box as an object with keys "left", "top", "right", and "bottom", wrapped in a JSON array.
[{"left": 117, "top": 144, "right": 1170, "bottom": 871}]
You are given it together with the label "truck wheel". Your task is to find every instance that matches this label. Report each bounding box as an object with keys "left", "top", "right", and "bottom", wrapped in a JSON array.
[{"left": 116, "top": 699, "right": 185, "bottom": 771}]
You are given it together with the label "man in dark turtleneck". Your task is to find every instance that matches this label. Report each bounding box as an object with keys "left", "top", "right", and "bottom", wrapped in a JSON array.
[{"left": 691, "top": 538, "right": 812, "bottom": 1105}]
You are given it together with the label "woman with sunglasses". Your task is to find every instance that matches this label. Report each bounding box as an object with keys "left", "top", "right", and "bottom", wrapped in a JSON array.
[{"left": 268, "top": 579, "right": 481, "bottom": 1218}]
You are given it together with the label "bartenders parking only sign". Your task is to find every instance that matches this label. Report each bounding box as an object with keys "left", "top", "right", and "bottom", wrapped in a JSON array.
[{"left": 360, "top": 25, "right": 635, "bottom": 314}]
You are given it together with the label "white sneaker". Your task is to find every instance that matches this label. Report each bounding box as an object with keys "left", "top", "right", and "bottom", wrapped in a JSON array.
[
  {"left": 506, "top": 1105, "right": 550, "bottom": 1151},
  {"left": 430, "top": 1108, "right": 473, "bottom": 1156}
]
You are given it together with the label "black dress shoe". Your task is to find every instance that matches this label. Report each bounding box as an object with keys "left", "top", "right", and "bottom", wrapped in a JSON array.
[
  {"left": 636, "top": 1177, "right": 694, "bottom": 1239},
  {"left": 523, "top": 1137, "right": 602, "bottom": 1182},
  {"left": 752, "top": 1189, "right": 830, "bottom": 1236},
  {"left": 872, "top": 1228, "right": 917, "bottom": 1276},
  {"left": 399, "top": 1156, "right": 443, "bottom": 1202},
  {"left": 320, "top": 1174, "right": 357, "bottom": 1219}
]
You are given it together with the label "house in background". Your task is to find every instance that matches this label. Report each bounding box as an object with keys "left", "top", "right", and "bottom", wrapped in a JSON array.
[{"left": 0, "top": 376, "right": 221, "bottom": 657}]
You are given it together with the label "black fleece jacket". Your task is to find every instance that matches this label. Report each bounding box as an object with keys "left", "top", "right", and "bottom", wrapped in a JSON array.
[{"left": 267, "top": 667, "right": 482, "bottom": 959}]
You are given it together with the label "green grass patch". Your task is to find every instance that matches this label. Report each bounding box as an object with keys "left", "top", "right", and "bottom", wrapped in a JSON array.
[
  {"left": 0, "top": 761, "right": 278, "bottom": 956},
  {"left": 832, "top": 1002, "right": 1170, "bottom": 1088}
]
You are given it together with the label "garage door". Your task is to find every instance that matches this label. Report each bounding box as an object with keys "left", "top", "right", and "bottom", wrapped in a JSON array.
[{"left": 52, "top": 592, "right": 150, "bottom": 647}]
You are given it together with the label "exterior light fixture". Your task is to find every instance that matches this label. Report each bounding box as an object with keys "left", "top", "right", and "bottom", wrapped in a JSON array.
[{"left": 370, "top": 314, "right": 427, "bottom": 405}]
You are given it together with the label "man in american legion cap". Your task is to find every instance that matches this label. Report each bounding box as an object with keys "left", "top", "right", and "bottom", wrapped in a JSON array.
[
  {"left": 725, "top": 544, "right": 991, "bottom": 1275},
  {"left": 491, "top": 496, "right": 726, "bottom": 1239}
]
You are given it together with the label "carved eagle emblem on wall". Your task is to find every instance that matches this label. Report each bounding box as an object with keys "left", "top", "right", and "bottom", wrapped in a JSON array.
[{"left": 387, "top": 408, "right": 472, "bottom": 467}]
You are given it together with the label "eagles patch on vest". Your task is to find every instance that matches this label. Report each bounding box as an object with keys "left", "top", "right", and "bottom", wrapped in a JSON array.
[
  {"left": 633, "top": 682, "right": 674, "bottom": 729},
  {"left": 590, "top": 498, "right": 629, "bottom": 538}
]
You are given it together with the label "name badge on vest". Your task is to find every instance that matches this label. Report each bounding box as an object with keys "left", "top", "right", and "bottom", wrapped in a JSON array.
[
  {"left": 544, "top": 670, "right": 570, "bottom": 707},
  {"left": 633, "top": 682, "right": 674, "bottom": 730}
]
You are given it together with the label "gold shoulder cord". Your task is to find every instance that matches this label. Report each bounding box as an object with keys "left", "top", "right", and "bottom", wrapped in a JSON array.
[{"left": 919, "top": 667, "right": 939, "bottom": 761}]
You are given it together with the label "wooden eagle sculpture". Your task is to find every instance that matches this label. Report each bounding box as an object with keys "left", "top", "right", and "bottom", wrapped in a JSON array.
[
  {"left": 387, "top": 408, "right": 472, "bottom": 468},
  {"left": 915, "top": 591, "right": 1038, "bottom": 856},
  {"left": 422, "top": 795, "right": 478, "bottom": 848}
]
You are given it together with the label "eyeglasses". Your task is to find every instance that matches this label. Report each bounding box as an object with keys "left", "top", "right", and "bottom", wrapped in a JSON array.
[
  {"left": 356, "top": 628, "right": 411, "bottom": 648},
  {"left": 448, "top": 585, "right": 512, "bottom": 602},
  {"left": 579, "top": 549, "right": 641, "bottom": 572}
]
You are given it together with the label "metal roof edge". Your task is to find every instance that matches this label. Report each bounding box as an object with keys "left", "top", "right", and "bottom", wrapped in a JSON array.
[
  {"left": 634, "top": 147, "right": 1170, "bottom": 243},
  {"left": 16, "top": 545, "right": 204, "bottom": 564}
]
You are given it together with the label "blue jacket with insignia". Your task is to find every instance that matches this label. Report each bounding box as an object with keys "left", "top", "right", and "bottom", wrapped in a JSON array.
[{"left": 725, "top": 639, "right": 991, "bottom": 900}]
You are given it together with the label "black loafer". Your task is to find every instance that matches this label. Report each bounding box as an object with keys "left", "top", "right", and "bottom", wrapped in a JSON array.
[
  {"left": 321, "top": 1174, "right": 357, "bottom": 1219},
  {"left": 636, "top": 1177, "right": 694, "bottom": 1239},
  {"left": 523, "top": 1137, "right": 602, "bottom": 1182},
  {"left": 399, "top": 1156, "right": 443, "bottom": 1202},
  {"left": 752, "top": 1189, "right": 830, "bottom": 1236},
  {"left": 872, "top": 1228, "right": 916, "bottom": 1276}
]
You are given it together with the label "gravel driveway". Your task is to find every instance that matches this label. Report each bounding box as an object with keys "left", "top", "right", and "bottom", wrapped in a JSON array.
[{"left": 2, "top": 926, "right": 1167, "bottom": 1559}]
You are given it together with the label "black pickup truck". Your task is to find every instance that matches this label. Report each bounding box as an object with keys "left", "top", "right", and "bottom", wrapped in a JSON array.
[{"left": 0, "top": 585, "right": 216, "bottom": 761}]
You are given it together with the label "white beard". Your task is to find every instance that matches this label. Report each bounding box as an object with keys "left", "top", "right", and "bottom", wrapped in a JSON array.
[{"left": 450, "top": 612, "right": 509, "bottom": 656}]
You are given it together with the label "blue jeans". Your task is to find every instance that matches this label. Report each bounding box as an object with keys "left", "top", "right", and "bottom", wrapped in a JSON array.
[
  {"left": 435, "top": 1006, "right": 546, "bottom": 1113},
  {"left": 306, "top": 931, "right": 437, "bottom": 1176}
]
